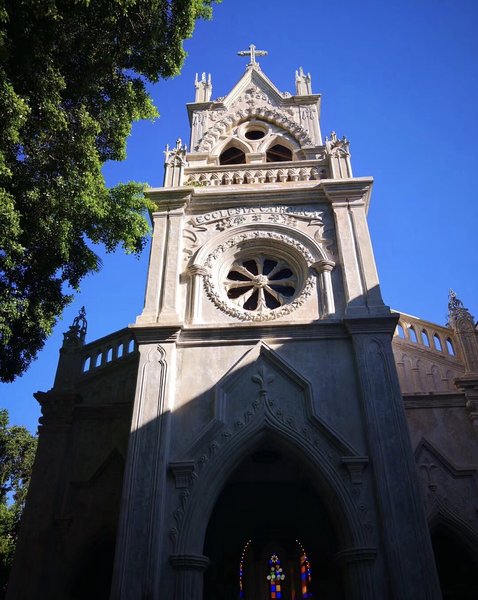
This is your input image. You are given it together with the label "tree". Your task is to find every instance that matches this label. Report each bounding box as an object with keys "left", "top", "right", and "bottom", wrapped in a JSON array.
[
  {"left": 0, "top": 409, "right": 37, "bottom": 596},
  {"left": 0, "top": 0, "right": 218, "bottom": 382}
]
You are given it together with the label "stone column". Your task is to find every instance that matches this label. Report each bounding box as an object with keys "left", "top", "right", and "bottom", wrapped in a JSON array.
[
  {"left": 312, "top": 259, "right": 335, "bottom": 317},
  {"left": 186, "top": 265, "right": 209, "bottom": 324},
  {"left": 139, "top": 212, "right": 168, "bottom": 324},
  {"left": 138, "top": 195, "right": 188, "bottom": 325},
  {"left": 346, "top": 319, "right": 442, "bottom": 599},
  {"left": 335, "top": 547, "right": 379, "bottom": 600},
  {"left": 159, "top": 207, "right": 184, "bottom": 322},
  {"left": 330, "top": 191, "right": 388, "bottom": 317},
  {"left": 347, "top": 203, "right": 384, "bottom": 312},
  {"left": 110, "top": 340, "right": 175, "bottom": 600},
  {"left": 331, "top": 202, "right": 367, "bottom": 315},
  {"left": 170, "top": 554, "right": 210, "bottom": 600}
]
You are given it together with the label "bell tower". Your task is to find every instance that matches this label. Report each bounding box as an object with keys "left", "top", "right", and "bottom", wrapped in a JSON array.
[{"left": 110, "top": 49, "right": 442, "bottom": 599}]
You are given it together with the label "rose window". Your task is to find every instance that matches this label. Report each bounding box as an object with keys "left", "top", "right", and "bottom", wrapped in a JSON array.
[{"left": 225, "top": 256, "right": 297, "bottom": 311}]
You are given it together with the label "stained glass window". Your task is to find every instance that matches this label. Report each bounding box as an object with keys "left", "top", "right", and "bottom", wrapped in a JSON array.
[
  {"left": 239, "top": 539, "right": 251, "bottom": 598},
  {"left": 296, "top": 540, "right": 313, "bottom": 598},
  {"left": 267, "top": 554, "right": 285, "bottom": 599}
]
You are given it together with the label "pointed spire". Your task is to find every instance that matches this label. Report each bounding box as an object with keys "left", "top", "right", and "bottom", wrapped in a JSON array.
[
  {"left": 295, "top": 66, "right": 312, "bottom": 95},
  {"left": 164, "top": 138, "right": 187, "bottom": 187},
  {"left": 62, "top": 306, "right": 87, "bottom": 348},
  {"left": 194, "top": 72, "right": 212, "bottom": 102},
  {"left": 448, "top": 289, "right": 475, "bottom": 329}
]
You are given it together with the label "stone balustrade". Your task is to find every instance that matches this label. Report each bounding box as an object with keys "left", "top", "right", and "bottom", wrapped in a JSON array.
[
  {"left": 184, "top": 161, "right": 328, "bottom": 187},
  {"left": 80, "top": 328, "right": 137, "bottom": 375},
  {"left": 394, "top": 312, "right": 459, "bottom": 359}
]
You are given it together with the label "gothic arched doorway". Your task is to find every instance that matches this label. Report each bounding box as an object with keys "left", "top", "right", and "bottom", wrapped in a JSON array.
[
  {"left": 203, "top": 445, "right": 343, "bottom": 600},
  {"left": 431, "top": 526, "right": 478, "bottom": 599}
]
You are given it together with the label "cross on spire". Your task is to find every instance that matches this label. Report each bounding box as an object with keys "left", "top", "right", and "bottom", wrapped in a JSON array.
[{"left": 237, "top": 44, "right": 268, "bottom": 67}]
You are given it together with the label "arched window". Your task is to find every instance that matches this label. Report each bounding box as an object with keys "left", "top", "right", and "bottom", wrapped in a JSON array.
[
  {"left": 396, "top": 324, "right": 406, "bottom": 339},
  {"left": 83, "top": 356, "right": 91, "bottom": 372},
  {"left": 220, "top": 146, "right": 246, "bottom": 165},
  {"left": 297, "top": 540, "right": 313, "bottom": 598},
  {"left": 266, "top": 144, "right": 292, "bottom": 162},
  {"left": 434, "top": 334, "right": 442, "bottom": 351},
  {"left": 409, "top": 326, "right": 418, "bottom": 343},
  {"left": 239, "top": 540, "right": 314, "bottom": 598},
  {"left": 421, "top": 330, "right": 430, "bottom": 347},
  {"left": 95, "top": 352, "right": 102, "bottom": 368},
  {"left": 446, "top": 338, "right": 455, "bottom": 356},
  {"left": 239, "top": 539, "right": 251, "bottom": 598},
  {"left": 267, "top": 554, "right": 285, "bottom": 599},
  {"left": 106, "top": 347, "right": 113, "bottom": 362}
]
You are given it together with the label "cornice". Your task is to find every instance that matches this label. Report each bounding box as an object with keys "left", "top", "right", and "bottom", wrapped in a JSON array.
[
  {"left": 146, "top": 187, "right": 193, "bottom": 211},
  {"left": 129, "top": 325, "right": 181, "bottom": 344},
  {"left": 322, "top": 178, "right": 374, "bottom": 211},
  {"left": 403, "top": 393, "right": 466, "bottom": 409},
  {"left": 127, "top": 321, "right": 349, "bottom": 346},
  {"left": 187, "top": 183, "right": 326, "bottom": 208},
  {"left": 145, "top": 177, "right": 375, "bottom": 215},
  {"left": 177, "top": 321, "right": 347, "bottom": 346},
  {"left": 344, "top": 314, "right": 399, "bottom": 336}
]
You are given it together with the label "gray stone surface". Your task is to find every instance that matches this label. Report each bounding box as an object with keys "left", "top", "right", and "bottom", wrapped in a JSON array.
[{"left": 9, "top": 59, "right": 478, "bottom": 600}]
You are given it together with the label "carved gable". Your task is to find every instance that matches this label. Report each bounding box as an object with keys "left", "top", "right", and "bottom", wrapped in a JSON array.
[{"left": 187, "top": 63, "right": 323, "bottom": 159}]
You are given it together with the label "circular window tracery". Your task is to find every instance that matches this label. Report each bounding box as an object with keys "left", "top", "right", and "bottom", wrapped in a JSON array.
[
  {"left": 225, "top": 256, "right": 297, "bottom": 311},
  {"left": 244, "top": 129, "right": 266, "bottom": 140},
  {"left": 202, "top": 230, "right": 316, "bottom": 322}
]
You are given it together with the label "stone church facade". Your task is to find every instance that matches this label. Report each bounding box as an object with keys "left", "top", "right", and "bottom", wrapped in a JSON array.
[{"left": 8, "top": 50, "right": 478, "bottom": 599}]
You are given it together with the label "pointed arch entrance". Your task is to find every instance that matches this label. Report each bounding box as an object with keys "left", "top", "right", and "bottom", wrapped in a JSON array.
[
  {"left": 430, "top": 519, "right": 478, "bottom": 599},
  {"left": 203, "top": 443, "right": 344, "bottom": 599}
]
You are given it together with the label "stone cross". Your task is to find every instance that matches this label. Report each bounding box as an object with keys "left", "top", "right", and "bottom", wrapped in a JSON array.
[{"left": 237, "top": 44, "right": 268, "bottom": 67}]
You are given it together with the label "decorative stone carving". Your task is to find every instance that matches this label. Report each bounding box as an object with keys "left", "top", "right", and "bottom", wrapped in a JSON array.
[
  {"left": 164, "top": 139, "right": 188, "bottom": 187},
  {"left": 295, "top": 67, "right": 312, "bottom": 95},
  {"left": 415, "top": 439, "right": 478, "bottom": 528},
  {"left": 202, "top": 231, "right": 316, "bottom": 321},
  {"left": 325, "top": 130, "right": 350, "bottom": 157},
  {"left": 341, "top": 456, "right": 369, "bottom": 485},
  {"left": 184, "top": 164, "right": 328, "bottom": 186},
  {"left": 169, "top": 462, "right": 196, "bottom": 489},
  {"left": 448, "top": 289, "right": 478, "bottom": 374},
  {"left": 62, "top": 306, "right": 87, "bottom": 348},
  {"left": 237, "top": 44, "right": 268, "bottom": 69},
  {"left": 195, "top": 106, "right": 312, "bottom": 152},
  {"left": 194, "top": 72, "right": 212, "bottom": 103}
]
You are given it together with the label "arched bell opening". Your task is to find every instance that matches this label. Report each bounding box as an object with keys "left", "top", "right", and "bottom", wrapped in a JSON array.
[
  {"left": 430, "top": 523, "right": 478, "bottom": 599},
  {"left": 203, "top": 442, "right": 344, "bottom": 600},
  {"left": 266, "top": 144, "right": 293, "bottom": 163},
  {"left": 220, "top": 145, "right": 247, "bottom": 165}
]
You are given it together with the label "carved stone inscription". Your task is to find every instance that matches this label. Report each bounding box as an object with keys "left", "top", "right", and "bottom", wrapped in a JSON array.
[{"left": 183, "top": 206, "right": 336, "bottom": 260}]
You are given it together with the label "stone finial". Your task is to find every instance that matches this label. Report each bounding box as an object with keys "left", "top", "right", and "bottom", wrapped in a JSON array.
[
  {"left": 62, "top": 306, "right": 87, "bottom": 348},
  {"left": 295, "top": 66, "right": 312, "bottom": 95},
  {"left": 165, "top": 138, "right": 187, "bottom": 166},
  {"left": 237, "top": 44, "right": 268, "bottom": 69},
  {"left": 448, "top": 291, "right": 478, "bottom": 376},
  {"left": 325, "top": 131, "right": 350, "bottom": 156},
  {"left": 447, "top": 290, "right": 475, "bottom": 330},
  {"left": 194, "top": 72, "right": 212, "bottom": 102},
  {"left": 164, "top": 139, "right": 187, "bottom": 187}
]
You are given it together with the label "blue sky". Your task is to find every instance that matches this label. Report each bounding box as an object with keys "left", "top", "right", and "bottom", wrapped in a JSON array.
[{"left": 2, "top": 0, "right": 477, "bottom": 432}]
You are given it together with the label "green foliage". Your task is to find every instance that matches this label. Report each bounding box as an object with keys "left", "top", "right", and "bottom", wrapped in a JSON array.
[
  {"left": 0, "top": 410, "right": 37, "bottom": 594},
  {"left": 0, "top": 0, "right": 218, "bottom": 382}
]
